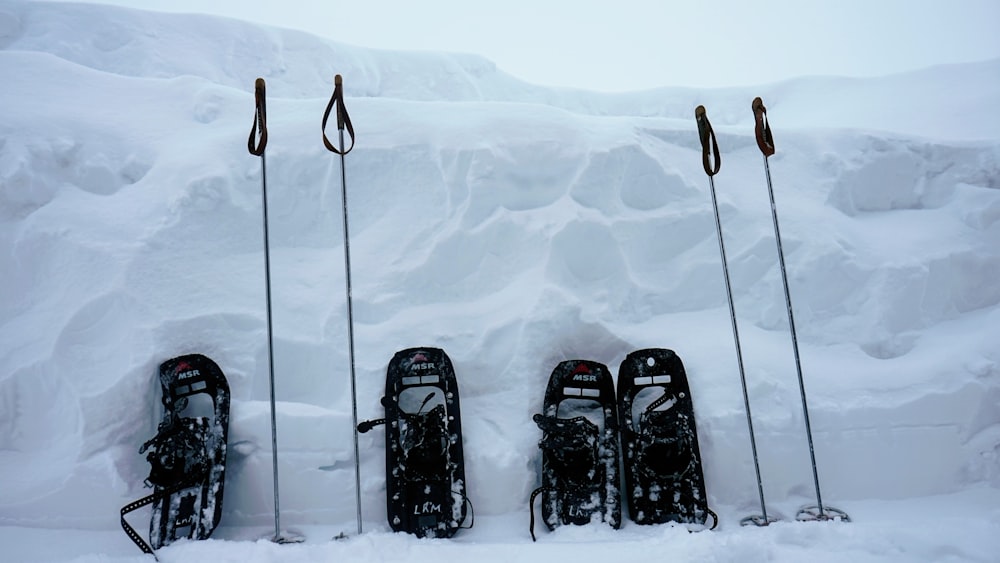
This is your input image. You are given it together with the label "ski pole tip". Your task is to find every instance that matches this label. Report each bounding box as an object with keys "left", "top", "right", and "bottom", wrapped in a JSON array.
[{"left": 335, "top": 74, "right": 343, "bottom": 86}]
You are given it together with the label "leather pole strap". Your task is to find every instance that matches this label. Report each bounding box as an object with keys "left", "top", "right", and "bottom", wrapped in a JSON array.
[
  {"left": 322, "top": 74, "right": 356, "bottom": 155},
  {"left": 752, "top": 96, "right": 775, "bottom": 157},
  {"left": 695, "top": 105, "right": 721, "bottom": 177},
  {"left": 248, "top": 78, "right": 268, "bottom": 156}
]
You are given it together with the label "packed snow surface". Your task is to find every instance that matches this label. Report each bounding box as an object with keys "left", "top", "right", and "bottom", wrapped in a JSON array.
[{"left": 1, "top": 1, "right": 999, "bottom": 561}]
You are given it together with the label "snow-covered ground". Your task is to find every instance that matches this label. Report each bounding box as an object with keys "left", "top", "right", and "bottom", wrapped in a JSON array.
[{"left": 2, "top": 1, "right": 999, "bottom": 561}]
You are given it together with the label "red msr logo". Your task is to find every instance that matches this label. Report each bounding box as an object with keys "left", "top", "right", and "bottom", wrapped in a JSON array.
[
  {"left": 409, "top": 353, "right": 434, "bottom": 370},
  {"left": 571, "top": 362, "right": 597, "bottom": 382}
]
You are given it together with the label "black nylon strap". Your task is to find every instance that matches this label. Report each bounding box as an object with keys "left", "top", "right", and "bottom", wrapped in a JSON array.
[
  {"left": 707, "top": 507, "right": 720, "bottom": 530},
  {"left": 533, "top": 413, "right": 594, "bottom": 434},
  {"left": 322, "top": 74, "right": 355, "bottom": 155},
  {"left": 645, "top": 388, "right": 674, "bottom": 413},
  {"left": 528, "top": 486, "right": 554, "bottom": 542},
  {"left": 120, "top": 475, "right": 199, "bottom": 559},
  {"left": 458, "top": 490, "right": 475, "bottom": 530},
  {"left": 356, "top": 417, "right": 385, "bottom": 433},
  {"left": 121, "top": 491, "right": 160, "bottom": 556}
]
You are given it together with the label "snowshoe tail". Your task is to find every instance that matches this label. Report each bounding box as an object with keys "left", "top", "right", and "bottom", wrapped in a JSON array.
[{"left": 618, "top": 348, "right": 712, "bottom": 526}]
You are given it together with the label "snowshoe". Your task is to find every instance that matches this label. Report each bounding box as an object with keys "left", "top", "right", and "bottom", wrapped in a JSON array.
[
  {"left": 618, "top": 348, "right": 715, "bottom": 527},
  {"left": 529, "top": 359, "right": 621, "bottom": 540},
  {"left": 121, "top": 354, "right": 230, "bottom": 555},
  {"left": 358, "top": 347, "right": 470, "bottom": 538}
]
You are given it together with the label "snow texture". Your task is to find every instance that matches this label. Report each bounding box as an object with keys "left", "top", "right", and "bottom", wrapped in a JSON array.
[{"left": 1, "top": 1, "right": 999, "bottom": 561}]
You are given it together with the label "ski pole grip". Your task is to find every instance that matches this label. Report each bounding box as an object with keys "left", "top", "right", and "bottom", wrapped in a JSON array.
[
  {"left": 248, "top": 78, "right": 268, "bottom": 156},
  {"left": 695, "top": 105, "right": 721, "bottom": 177},
  {"left": 335, "top": 75, "right": 345, "bottom": 130},
  {"left": 322, "top": 74, "right": 356, "bottom": 155},
  {"left": 752, "top": 97, "right": 775, "bottom": 157}
]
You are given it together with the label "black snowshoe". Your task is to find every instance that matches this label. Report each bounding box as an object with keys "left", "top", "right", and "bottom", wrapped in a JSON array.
[
  {"left": 529, "top": 360, "right": 621, "bottom": 540},
  {"left": 358, "top": 347, "right": 471, "bottom": 538},
  {"left": 121, "top": 354, "right": 230, "bottom": 555},
  {"left": 618, "top": 348, "right": 715, "bottom": 528}
]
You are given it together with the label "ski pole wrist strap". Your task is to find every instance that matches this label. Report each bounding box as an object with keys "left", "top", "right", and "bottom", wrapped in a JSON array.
[
  {"left": 248, "top": 78, "right": 268, "bottom": 156},
  {"left": 695, "top": 105, "right": 721, "bottom": 177},
  {"left": 322, "top": 74, "right": 356, "bottom": 155},
  {"left": 752, "top": 97, "right": 775, "bottom": 157}
]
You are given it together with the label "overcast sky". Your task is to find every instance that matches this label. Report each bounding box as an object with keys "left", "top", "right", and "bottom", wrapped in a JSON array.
[{"left": 49, "top": 0, "right": 1000, "bottom": 91}]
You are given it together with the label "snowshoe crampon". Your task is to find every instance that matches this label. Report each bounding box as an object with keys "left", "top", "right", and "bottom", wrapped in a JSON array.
[
  {"left": 530, "top": 360, "right": 621, "bottom": 540},
  {"left": 618, "top": 349, "right": 715, "bottom": 528},
  {"left": 358, "top": 347, "right": 471, "bottom": 538},
  {"left": 121, "top": 354, "right": 230, "bottom": 555}
]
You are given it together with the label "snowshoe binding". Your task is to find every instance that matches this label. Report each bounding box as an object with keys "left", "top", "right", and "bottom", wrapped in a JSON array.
[
  {"left": 358, "top": 347, "right": 471, "bottom": 538},
  {"left": 618, "top": 349, "right": 715, "bottom": 528},
  {"left": 121, "top": 354, "right": 230, "bottom": 555},
  {"left": 529, "top": 360, "right": 621, "bottom": 540}
]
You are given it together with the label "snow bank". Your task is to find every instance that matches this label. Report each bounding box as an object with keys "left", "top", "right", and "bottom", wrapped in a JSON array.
[{"left": 1, "top": 1, "right": 999, "bottom": 560}]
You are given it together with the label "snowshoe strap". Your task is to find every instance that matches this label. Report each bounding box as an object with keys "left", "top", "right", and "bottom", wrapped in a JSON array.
[
  {"left": 322, "top": 74, "right": 355, "bottom": 155},
  {"left": 358, "top": 392, "right": 434, "bottom": 433},
  {"left": 358, "top": 395, "right": 395, "bottom": 433},
  {"left": 248, "top": 77, "right": 267, "bottom": 156},
  {"left": 527, "top": 486, "right": 556, "bottom": 542},
  {"left": 707, "top": 507, "right": 719, "bottom": 530},
  {"left": 356, "top": 418, "right": 385, "bottom": 433},
  {"left": 533, "top": 413, "right": 599, "bottom": 441},
  {"left": 413, "top": 391, "right": 436, "bottom": 414},
  {"left": 457, "top": 489, "right": 475, "bottom": 531},
  {"left": 644, "top": 389, "right": 674, "bottom": 413},
  {"left": 140, "top": 417, "right": 211, "bottom": 489},
  {"left": 533, "top": 414, "right": 599, "bottom": 486},
  {"left": 120, "top": 473, "right": 201, "bottom": 559},
  {"left": 637, "top": 410, "right": 692, "bottom": 480},
  {"left": 399, "top": 404, "right": 449, "bottom": 480}
]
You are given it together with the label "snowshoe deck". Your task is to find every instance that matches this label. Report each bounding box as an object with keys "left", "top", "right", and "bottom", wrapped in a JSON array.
[
  {"left": 530, "top": 359, "right": 621, "bottom": 539},
  {"left": 618, "top": 348, "right": 712, "bottom": 527},
  {"left": 121, "top": 354, "right": 230, "bottom": 555},
  {"left": 359, "top": 347, "right": 469, "bottom": 538}
]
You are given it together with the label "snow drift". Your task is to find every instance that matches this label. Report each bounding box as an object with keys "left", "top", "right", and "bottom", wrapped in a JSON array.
[{"left": 1, "top": 1, "right": 999, "bottom": 561}]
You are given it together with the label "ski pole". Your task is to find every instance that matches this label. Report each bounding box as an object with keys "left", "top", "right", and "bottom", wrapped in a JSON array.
[
  {"left": 322, "top": 74, "right": 362, "bottom": 535},
  {"left": 695, "top": 105, "right": 774, "bottom": 526},
  {"left": 752, "top": 97, "right": 848, "bottom": 522},
  {"left": 248, "top": 79, "right": 306, "bottom": 544}
]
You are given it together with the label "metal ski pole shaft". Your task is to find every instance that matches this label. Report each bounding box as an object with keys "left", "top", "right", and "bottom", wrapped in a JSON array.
[
  {"left": 695, "top": 106, "right": 774, "bottom": 526},
  {"left": 322, "top": 74, "right": 362, "bottom": 535},
  {"left": 248, "top": 78, "right": 284, "bottom": 542},
  {"left": 752, "top": 97, "right": 848, "bottom": 522}
]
